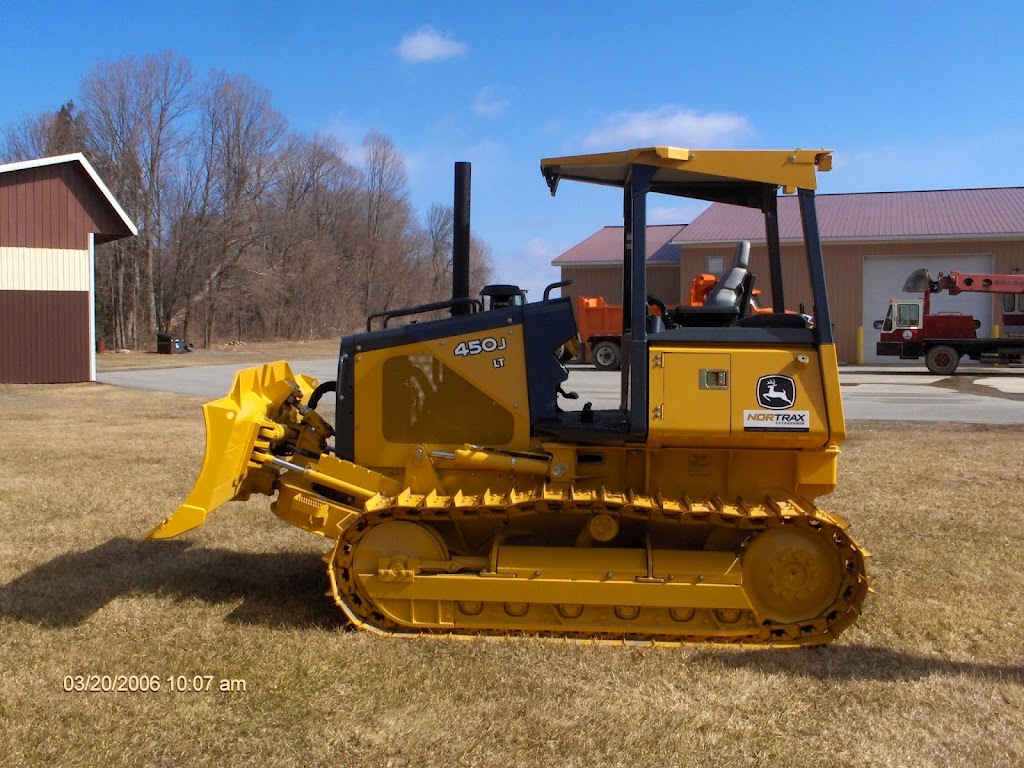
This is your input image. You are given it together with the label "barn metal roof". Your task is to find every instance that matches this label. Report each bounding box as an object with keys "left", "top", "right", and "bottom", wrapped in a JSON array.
[
  {"left": 676, "top": 187, "right": 1024, "bottom": 245},
  {"left": 0, "top": 153, "right": 138, "bottom": 236},
  {"left": 552, "top": 224, "right": 686, "bottom": 266}
]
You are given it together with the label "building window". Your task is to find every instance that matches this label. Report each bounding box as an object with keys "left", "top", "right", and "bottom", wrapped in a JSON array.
[{"left": 707, "top": 256, "right": 724, "bottom": 275}]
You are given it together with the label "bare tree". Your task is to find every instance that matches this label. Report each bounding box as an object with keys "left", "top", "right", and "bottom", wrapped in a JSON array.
[
  {"left": 470, "top": 235, "right": 496, "bottom": 294},
  {"left": 0, "top": 101, "right": 88, "bottom": 161},
  {"left": 424, "top": 202, "right": 454, "bottom": 299},
  {"left": 162, "top": 151, "right": 216, "bottom": 344},
  {"left": 0, "top": 54, "right": 496, "bottom": 347},
  {"left": 419, "top": 203, "right": 495, "bottom": 302},
  {"left": 258, "top": 133, "right": 360, "bottom": 337},
  {"left": 1, "top": 113, "right": 51, "bottom": 161},
  {"left": 80, "top": 52, "right": 194, "bottom": 345},
  {"left": 191, "top": 71, "right": 286, "bottom": 344},
  {"left": 359, "top": 131, "right": 420, "bottom": 315}
]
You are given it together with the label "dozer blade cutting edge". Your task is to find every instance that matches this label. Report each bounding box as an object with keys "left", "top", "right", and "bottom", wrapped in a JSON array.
[{"left": 147, "top": 361, "right": 318, "bottom": 539}]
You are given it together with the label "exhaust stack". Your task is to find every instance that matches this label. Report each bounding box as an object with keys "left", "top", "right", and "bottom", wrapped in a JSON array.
[{"left": 452, "top": 161, "right": 471, "bottom": 315}]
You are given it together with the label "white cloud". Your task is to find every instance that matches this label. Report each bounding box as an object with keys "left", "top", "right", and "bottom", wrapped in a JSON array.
[
  {"left": 395, "top": 26, "right": 468, "bottom": 62},
  {"left": 497, "top": 238, "right": 562, "bottom": 301},
  {"left": 583, "top": 106, "right": 753, "bottom": 150},
  {"left": 474, "top": 86, "right": 509, "bottom": 117},
  {"left": 324, "top": 110, "right": 368, "bottom": 153},
  {"left": 829, "top": 144, "right": 969, "bottom": 193},
  {"left": 823, "top": 130, "right": 1024, "bottom": 194},
  {"left": 460, "top": 139, "right": 505, "bottom": 162},
  {"left": 648, "top": 200, "right": 710, "bottom": 225}
]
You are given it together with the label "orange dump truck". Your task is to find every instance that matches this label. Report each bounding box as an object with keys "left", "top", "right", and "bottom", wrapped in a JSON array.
[{"left": 574, "top": 273, "right": 745, "bottom": 370}]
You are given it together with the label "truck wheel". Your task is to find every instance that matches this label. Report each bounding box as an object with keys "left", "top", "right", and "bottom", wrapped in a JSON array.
[
  {"left": 592, "top": 341, "right": 621, "bottom": 371},
  {"left": 926, "top": 345, "right": 960, "bottom": 375}
]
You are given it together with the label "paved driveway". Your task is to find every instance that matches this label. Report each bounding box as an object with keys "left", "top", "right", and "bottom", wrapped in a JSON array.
[{"left": 98, "top": 362, "right": 1024, "bottom": 425}]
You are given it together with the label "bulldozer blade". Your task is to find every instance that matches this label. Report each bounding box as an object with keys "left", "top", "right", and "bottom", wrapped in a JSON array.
[
  {"left": 147, "top": 361, "right": 317, "bottom": 539},
  {"left": 902, "top": 268, "right": 932, "bottom": 293}
]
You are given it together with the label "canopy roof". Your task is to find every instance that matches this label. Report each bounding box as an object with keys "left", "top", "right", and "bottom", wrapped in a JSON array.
[{"left": 541, "top": 146, "right": 831, "bottom": 206}]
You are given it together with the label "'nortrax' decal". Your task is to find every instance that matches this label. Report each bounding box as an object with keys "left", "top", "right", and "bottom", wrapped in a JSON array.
[{"left": 743, "top": 410, "right": 810, "bottom": 432}]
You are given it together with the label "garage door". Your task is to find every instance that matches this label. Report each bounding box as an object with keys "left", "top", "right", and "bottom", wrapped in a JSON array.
[{"left": 861, "top": 254, "right": 993, "bottom": 363}]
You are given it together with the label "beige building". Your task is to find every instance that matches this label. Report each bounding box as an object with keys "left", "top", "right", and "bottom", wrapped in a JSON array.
[{"left": 554, "top": 188, "right": 1024, "bottom": 363}]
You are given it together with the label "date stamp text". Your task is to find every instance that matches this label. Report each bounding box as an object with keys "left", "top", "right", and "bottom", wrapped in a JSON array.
[{"left": 63, "top": 674, "right": 247, "bottom": 693}]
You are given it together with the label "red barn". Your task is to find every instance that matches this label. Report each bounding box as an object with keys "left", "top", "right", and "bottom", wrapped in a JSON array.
[{"left": 0, "top": 153, "right": 136, "bottom": 383}]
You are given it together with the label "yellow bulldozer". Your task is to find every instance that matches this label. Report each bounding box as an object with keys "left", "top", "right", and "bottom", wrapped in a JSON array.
[{"left": 149, "top": 147, "right": 868, "bottom": 646}]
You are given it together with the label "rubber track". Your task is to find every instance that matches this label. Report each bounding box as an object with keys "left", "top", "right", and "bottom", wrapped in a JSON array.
[{"left": 325, "top": 486, "right": 869, "bottom": 647}]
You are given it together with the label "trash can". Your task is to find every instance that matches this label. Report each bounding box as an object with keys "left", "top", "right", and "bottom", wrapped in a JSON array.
[{"left": 157, "top": 333, "right": 183, "bottom": 354}]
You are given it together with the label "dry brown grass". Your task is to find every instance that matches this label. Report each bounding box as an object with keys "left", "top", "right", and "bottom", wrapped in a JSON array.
[
  {"left": 96, "top": 338, "right": 340, "bottom": 372},
  {"left": 1, "top": 383, "right": 1023, "bottom": 767}
]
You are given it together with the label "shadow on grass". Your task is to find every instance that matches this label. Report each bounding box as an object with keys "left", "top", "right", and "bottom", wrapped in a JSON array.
[
  {"left": 0, "top": 537, "right": 345, "bottom": 630},
  {"left": 7, "top": 539, "right": 1022, "bottom": 685},
  {"left": 695, "top": 644, "right": 1024, "bottom": 684}
]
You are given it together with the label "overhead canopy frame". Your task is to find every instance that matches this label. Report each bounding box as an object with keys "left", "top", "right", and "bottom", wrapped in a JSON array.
[
  {"left": 540, "top": 147, "right": 834, "bottom": 440},
  {"left": 541, "top": 146, "right": 831, "bottom": 206}
]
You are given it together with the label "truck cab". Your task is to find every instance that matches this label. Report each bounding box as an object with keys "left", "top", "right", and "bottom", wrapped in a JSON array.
[
  {"left": 877, "top": 297, "right": 980, "bottom": 355},
  {"left": 876, "top": 296, "right": 997, "bottom": 373}
]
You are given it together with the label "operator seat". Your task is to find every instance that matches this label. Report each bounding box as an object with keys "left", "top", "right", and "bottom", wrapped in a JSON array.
[{"left": 704, "top": 240, "right": 752, "bottom": 310}]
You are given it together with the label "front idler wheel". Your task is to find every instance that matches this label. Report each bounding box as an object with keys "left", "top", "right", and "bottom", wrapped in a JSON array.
[
  {"left": 351, "top": 521, "right": 448, "bottom": 579},
  {"left": 741, "top": 525, "right": 843, "bottom": 624}
]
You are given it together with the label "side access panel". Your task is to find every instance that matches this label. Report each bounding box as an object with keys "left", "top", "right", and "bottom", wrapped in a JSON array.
[
  {"left": 351, "top": 325, "right": 532, "bottom": 469},
  {"left": 649, "top": 345, "right": 833, "bottom": 449}
]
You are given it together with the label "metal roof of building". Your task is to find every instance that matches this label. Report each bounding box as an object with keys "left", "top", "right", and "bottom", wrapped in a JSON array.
[
  {"left": 676, "top": 187, "right": 1024, "bottom": 244},
  {"left": 552, "top": 224, "right": 686, "bottom": 265},
  {"left": 0, "top": 153, "right": 138, "bottom": 236}
]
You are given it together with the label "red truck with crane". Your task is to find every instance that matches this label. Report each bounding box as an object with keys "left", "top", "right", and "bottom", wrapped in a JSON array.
[{"left": 875, "top": 268, "right": 1024, "bottom": 373}]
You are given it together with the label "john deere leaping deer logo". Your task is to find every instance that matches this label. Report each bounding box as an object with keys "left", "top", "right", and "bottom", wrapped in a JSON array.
[{"left": 756, "top": 375, "right": 796, "bottom": 410}]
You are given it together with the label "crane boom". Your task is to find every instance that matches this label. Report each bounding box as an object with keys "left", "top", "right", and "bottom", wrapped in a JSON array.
[{"left": 903, "top": 268, "right": 1024, "bottom": 295}]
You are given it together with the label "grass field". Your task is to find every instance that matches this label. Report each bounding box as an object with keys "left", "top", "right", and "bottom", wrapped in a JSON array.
[{"left": 1, "top": 383, "right": 1022, "bottom": 767}]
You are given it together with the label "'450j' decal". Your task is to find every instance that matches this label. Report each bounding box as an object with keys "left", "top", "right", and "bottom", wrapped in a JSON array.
[{"left": 454, "top": 336, "right": 507, "bottom": 356}]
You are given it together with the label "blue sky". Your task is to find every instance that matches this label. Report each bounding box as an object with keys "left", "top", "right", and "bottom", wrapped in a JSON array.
[{"left": 3, "top": 1, "right": 1024, "bottom": 299}]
